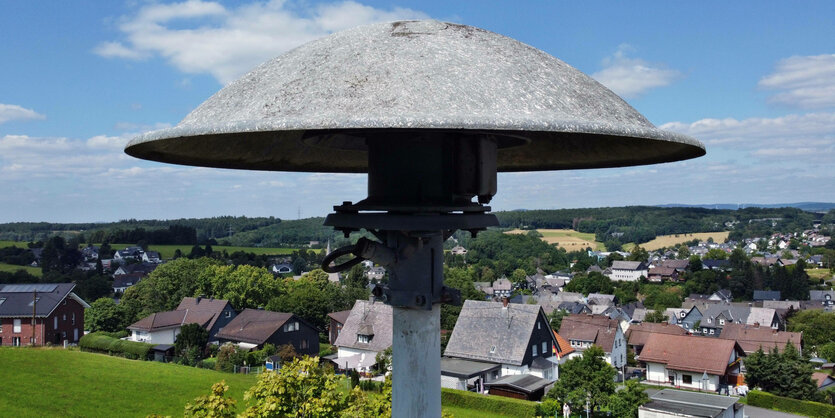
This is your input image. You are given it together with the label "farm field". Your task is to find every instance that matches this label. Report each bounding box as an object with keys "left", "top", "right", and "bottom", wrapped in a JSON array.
[
  {"left": 0, "top": 348, "right": 507, "bottom": 417},
  {"left": 636, "top": 232, "right": 731, "bottom": 251},
  {"left": 0, "top": 262, "right": 41, "bottom": 276},
  {"left": 0, "top": 347, "right": 259, "bottom": 417},
  {"left": 808, "top": 268, "right": 834, "bottom": 281},
  {"left": 506, "top": 229, "right": 605, "bottom": 251}
]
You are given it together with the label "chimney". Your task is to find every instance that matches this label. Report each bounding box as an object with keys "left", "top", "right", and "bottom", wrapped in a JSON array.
[{"left": 502, "top": 297, "right": 509, "bottom": 308}]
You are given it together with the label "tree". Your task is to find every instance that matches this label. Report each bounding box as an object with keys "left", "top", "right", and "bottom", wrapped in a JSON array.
[
  {"left": 548, "top": 309, "right": 567, "bottom": 331},
  {"left": 564, "top": 272, "right": 614, "bottom": 296},
  {"left": 705, "top": 248, "right": 728, "bottom": 260},
  {"left": 197, "top": 264, "right": 284, "bottom": 311},
  {"left": 607, "top": 380, "right": 649, "bottom": 418},
  {"left": 676, "top": 245, "right": 690, "bottom": 259},
  {"left": 627, "top": 245, "right": 648, "bottom": 263},
  {"left": 85, "top": 297, "right": 128, "bottom": 332},
  {"left": 787, "top": 310, "right": 835, "bottom": 350},
  {"left": 546, "top": 345, "right": 616, "bottom": 412},
  {"left": 175, "top": 323, "right": 209, "bottom": 365},
  {"left": 184, "top": 381, "right": 237, "bottom": 418},
  {"left": 510, "top": 268, "right": 528, "bottom": 284},
  {"left": 343, "top": 375, "right": 392, "bottom": 417},
  {"left": 744, "top": 343, "right": 820, "bottom": 401},
  {"left": 241, "top": 356, "right": 346, "bottom": 417},
  {"left": 643, "top": 310, "right": 668, "bottom": 323}
]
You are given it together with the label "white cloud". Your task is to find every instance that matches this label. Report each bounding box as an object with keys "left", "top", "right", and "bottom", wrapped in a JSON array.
[
  {"left": 759, "top": 54, "right": 835, "bottom": 109},
  {"left": 591, "top": 44, "right": 682, "bottom": 98},
  {"left": 95, "top": 0, "right": 428, "bottom": 84},
  {"left": 0, "top": 103, "right": 45, "bottom": 125}
]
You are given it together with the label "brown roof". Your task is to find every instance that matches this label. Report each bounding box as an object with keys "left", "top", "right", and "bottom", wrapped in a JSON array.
[
  {"left": 812, "top": 372, "right": 834, "bottom": 388},
  {"left": 558, "top": 314, "right": 621, "bottom": 352},
  {"left": 648, "top": 267, "right": 677, "bottom": 276},
  {"left": 625, "top": 322, "right": 688, "bottom": 347},
  {"left": 327, "top": 309, "right": 352, "bottom": 325},
  {"left": 177, "top": 297, "right": 232, "bottom": 332},
  {"left": 553, "top": 331, "right": 575, "bottom": 358},
  {"left": 128, "top": 309, "right": 215, "bottom": 332},
  {"left": 214, "top": 308, "right": 294, "bottom": 344},
  {"left": 718, "top": 323, "right": 802, "bottom": 354},
  {"left": 660, "top": 259, "right": 689, "bottom": 270},
  {"left": 639, "top": 334, "right": 745, "bottom": 375}
]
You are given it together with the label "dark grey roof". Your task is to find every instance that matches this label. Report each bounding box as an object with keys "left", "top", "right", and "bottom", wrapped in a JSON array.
[
  {"left": 214, "top": 309, "right": 295, "bottom": 344},
  {"left": 702, "top": 259, "right": 730, "bottom": 269},
  {"left": 484, "top": 374, "right": 549, "bottom": 393},
  {"left": 810, "top": 290, "right": 835, "bottom": 301},
  {"left": 444, "top": 300, "right": 551, "bottom": 366},
  {"left": 643, "top": 389, "right": 738, "bottom": 418},
  {"left": 611, "top": 261, "right": 646, "bottom": 270},
  {"left": 440, "top": 357, "right": 501, "bottom": 378},
  {"left": 334, "top": 299, "right": 393, "bottom": 353},
  {"left": 753, "top": 290, "right": 781, "bottom": 301},
  {"left": 0, "top": 283, "right": 88, "bottom": 318}
]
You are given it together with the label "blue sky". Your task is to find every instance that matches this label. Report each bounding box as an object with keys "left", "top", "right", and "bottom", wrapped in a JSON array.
[{"left": 1, "top": 1, "right": 834, "bottom": 223}]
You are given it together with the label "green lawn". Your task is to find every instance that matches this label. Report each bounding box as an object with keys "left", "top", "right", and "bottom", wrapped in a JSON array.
[
  {"left": 0, "top": 240, "right": 30, "bottom": 248},
  {"left": 0, "top": 262, "right": 41, "bottom": 276},
  {"left": 0, "top": 347, "right": 258, "bottom": 417}
]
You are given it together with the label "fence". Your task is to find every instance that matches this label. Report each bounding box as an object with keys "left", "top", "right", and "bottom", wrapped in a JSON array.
[{"left": 234, "top": 365, "right": 264, "bottom": 375}]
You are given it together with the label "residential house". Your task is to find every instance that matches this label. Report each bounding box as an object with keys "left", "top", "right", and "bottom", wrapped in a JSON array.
[
  {"left": 700, "top": 304, "right": 781, "bottom": 336},
  {"left": 813, "top": 372, "right": 835, "bottom": 391},
  {"left": 0, "top": 283, "right": 90, "bottom": 346},
  {"left": 112, "top": 274, "right": 144, "bottom": 294},
  {"left": 709, "top": 289, "right": 733, "bottom": 303},
  {"left": 639, "top": 334, "right": 745, "bottom": 392},
  {"left": 648, "top": 266, "right": 679, "bottom": 283},
  {"left": 215, "top": 308, "right": 319, "bottom": 355},
  {"left": 752, "top": 290, "right": 781, "bottom": 302},
  {"left": 332, "top": 299, "right": 392, "bottom": 373},
  {"left": 661, "top": 259, "right": 690, "bottom": 271},
  {"left": 443, "top": 300, "right": 559, "bottom": 401},
  {"left": 128, "top": 297, "right": 236, "bottom": 344},
  {"left": 717, "top": 323, "right": 802, "bottom": 355},
  {"left": 113, "top": 262, "right": 158, "bottom": 277},
  {"left": 702, "top": 259, "right": 731, "bottom": 271},
  {"left": 141, "top": 251, "right": 162, "bottom": 263},
  {"left": 451, "top": 245, "right": 468, "bottom": 256},
  {"left": 327, "top": 309, "right": 352, "bottom": 345},
  {"left": 128, "top": 309, "right": 216, "bottom": 345},
  {"left": 367, "top": 266, "right": 386, "bottom": 282},
  {"left": 625, "top": 322, "right": 688, "bottom": 355},
  {"left": 557, "top": 301, "right": 591, "bottom": 315},
  {"left": 638, "top": 389, "right": 744, "bottom": 418},
  {"left": 558, "top": 314, "right": 627, "bottom": 372},
  {"left": 608, "top": 261, "right": 648, "bottom": 282},
  {"left": 80, "top": 245, "right": 99, "bottom": 261},
  {"left": 270, "top": 263, "right": 293, "bottom": 274},
  {"left": 666, "top": 306, "right": 703, "bottom": 332},
  {"left": 492, "top": 278, "right": 512, "bottom": 299},
  {"left": 176, "top": 297, "right": 237, "bottom": 341},
  {"left": 113, "top": 247, "right": 143, "bottom": 261},
  {"left": 809, "top": 290, "right": 835, "bottom": 308}
]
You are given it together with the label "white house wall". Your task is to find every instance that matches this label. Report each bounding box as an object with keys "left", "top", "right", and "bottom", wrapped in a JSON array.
[{"left": 645, "top": 361, "right": 721, "bottom": 392}]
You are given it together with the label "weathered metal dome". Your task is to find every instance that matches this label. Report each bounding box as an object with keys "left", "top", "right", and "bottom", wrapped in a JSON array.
[{"left": 125, "top": 20, "right": 704, "bottom": 172}]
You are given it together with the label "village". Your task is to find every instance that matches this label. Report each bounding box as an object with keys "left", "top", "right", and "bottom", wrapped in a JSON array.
[{"left": 1, "top": 218, "right": 833, "bottom": 417}]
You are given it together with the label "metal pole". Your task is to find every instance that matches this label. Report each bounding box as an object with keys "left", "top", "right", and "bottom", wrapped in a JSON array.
[{"left": 392, "top": 305, "right": 441, "bottom": 417}]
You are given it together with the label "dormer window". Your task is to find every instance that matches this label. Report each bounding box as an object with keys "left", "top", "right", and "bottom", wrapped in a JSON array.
[
  {"left": 680, "top": 312, "right": 686, "bottom": 318},
  {"left": 489, "top": 345, "right": 496, "bottom": 354},
  {"left": 357, "top": 334, "right": 373, "bottom": 344},
  {"left": 719, "top": 319, "right": 725, "bottom": 325}
]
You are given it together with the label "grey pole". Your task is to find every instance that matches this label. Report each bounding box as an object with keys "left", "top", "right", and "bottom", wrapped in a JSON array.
[{"left": 392, "top": 305, "right": 441, "bottom": 417}]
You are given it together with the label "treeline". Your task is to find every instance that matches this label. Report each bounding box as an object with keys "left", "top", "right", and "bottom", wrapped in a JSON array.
[
  {"left": 497, "top": 206, "right": 825, "bottom": 249},
  {"left": 86, "top": 225, "right": 197, "bottom": 245}
]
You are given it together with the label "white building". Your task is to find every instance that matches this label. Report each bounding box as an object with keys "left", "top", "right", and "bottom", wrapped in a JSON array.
[
  {"left": 607, "top": 260, "right": 648, "bottom": 282},
  {"left": 639, "top": 334, "right": 744, "bottom": 393}
]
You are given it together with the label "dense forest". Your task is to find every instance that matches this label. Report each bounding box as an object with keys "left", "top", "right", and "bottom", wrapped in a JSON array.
[{"left": 1, "top": 206, "right": 830, "bottom": 249}]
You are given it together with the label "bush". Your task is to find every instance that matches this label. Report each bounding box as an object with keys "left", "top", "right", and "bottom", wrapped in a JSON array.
[
  {"left": 440, "top": 388, "right": 538, "bottom": 418},
  {"left": 78, "top": 332, "right": 152, "bottom": 360},
  {"left": 747, "top": 390, "right": 835, "bottom": 418},
  {"left": 358, "top": 379, "right": 383, "bottom": 393}
]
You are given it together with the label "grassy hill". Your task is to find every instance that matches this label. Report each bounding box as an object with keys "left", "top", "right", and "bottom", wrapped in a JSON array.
[
  {"left": 0, "top": 262, "right": 41, "bottom": 276},
  {"left": 0, "top": 348, "right": 258, "bottom": 417}
]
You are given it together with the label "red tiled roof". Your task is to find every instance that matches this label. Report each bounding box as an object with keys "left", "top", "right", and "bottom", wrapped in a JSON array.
[
  {"left": 553, "top": 331, "right": 575, "bottom": 357},
  {"left": 718, "top": 323, "right": 802, "bottom": 354},
  {"left": 639, "top": 334, "right": 745, "bottom": 376},
  {"left": 625, "top": 322, "right": 688, "bottom": 347},
  {"left": 558, "top": 314, "right": 620, "bottom": 352},
  {"left": 327, "top": 309, "right": 352, "bottom": 325}
]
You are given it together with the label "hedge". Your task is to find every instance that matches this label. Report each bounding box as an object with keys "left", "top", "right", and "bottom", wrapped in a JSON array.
[
  {"left": 441, "top": 388, "right": 539, "bottom": 418},
  {"left": 79, "top": 332, "right": 153, "bottom": 360},
  {"left": 747, "top": 390, "right": 835, "bottom": 418}
]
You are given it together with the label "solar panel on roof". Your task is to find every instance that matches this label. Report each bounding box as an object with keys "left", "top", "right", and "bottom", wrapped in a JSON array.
[{"left": 0, "top": 284, "right": 58, "bottom": 293}]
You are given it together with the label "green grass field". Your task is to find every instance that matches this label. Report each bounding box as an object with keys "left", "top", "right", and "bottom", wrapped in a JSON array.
[
  {"left": 0, "top": 347, "right": 259, "bottom": 417},
  {"left": 0, "top": 240, "right": 29, "bottom": 248},
  {"left": 0, "top": 262, "right": 41, "bottom": 276},
  {"left": 0, "top": 348, "right": 515, "bottom": 417}
]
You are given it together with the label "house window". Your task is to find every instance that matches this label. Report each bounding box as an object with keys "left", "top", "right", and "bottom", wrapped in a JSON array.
[
  {"left": 63, "top": 314, "right": 66, "bottom": 321},
  {"left": 71, "top": 313, "right": 76, "bottom": 325},
  {"left": 532, "top": 344, "right": 538, "bottom": 357},
  {"left": 537, "top": 321, "right": 541, "bottom": 330},
  {"left": 13, "top": 319, "right": 21, "bottom": 333},
  {"left": 357, "top": 334, "right": 372, "bottom": 344},
  {"left": 54, "top": 316, "right": 58, "bottom": 329},
  {"left": 13, "top": 337, "right": 21, "bottom": 346},
  {"left": 719, "top": 319, "right": 725, "bottom": 326},
  {"left": 489, "top": 345, "right": 496, "bottom": 354},
  {"left": 284, "top": 321, "right": 299, "bottom": 332},
  {"left": 707, "top": 318, "right": 712, "bottom": 323},
  {"left": 300, "top": 339, "right": 308, "bottom": 349},
  {"left": 225, "top": 311, "right": 232, "bottom": 318},
  {"left": 683, "top": 375, "right": 692, "bottom": 384},
  {"left": 542, "top": 342, "right": 547, "bottom": 355},
  {"left": 680, "top": 312, "right": 686, "bottom": 318},
  {"left": 709, "top": 329, "right": 714, "bottom": 335}
]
